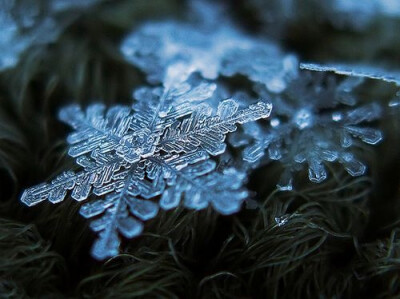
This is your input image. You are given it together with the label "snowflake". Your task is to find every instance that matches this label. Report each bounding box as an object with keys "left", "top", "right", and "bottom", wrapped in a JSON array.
[
  {"left": 233, "top": 71, "right": 383, "bottom": 191},
  {"left": 20, "top": 79, "right": 272, "bottom": 260},
  {"left": 120, "top": 0, "right": 297, "bottom": 93}
]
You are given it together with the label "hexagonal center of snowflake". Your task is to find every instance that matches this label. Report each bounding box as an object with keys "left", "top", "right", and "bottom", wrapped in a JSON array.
[
  {"left": 115, "top": 129, "right": 160, "bottom": 163},
  {"left": 293, "top": 108, "right": 314, "bottom": 129}
]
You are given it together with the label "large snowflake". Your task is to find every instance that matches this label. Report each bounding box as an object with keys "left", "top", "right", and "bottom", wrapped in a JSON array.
[
  {"left": 120, "top": 0, "right": 298, "bottom": 94},
  {"left": 20, "top": 77, "right": 272, "bottom": 260}
]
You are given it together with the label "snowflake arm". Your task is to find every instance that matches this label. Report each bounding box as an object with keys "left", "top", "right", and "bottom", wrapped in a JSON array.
[
  {"left": 132, "top": 75, "right": 217, "bottom": 121},
  {"left": 21, "top": 153, "right": 127, "bottom": 206},
  {"left": 159, "top": 159, "right": 248, "bottom": 214},
  {"left": 159, "top": 99, "right": 272, "bottom": 155},
  {"left": 59, "top": 104, "right": 134, "bottom": 159},
  {"left": 300, "top": 62, "right": 400, "bottom": 86},
  {"left": 140, "top": 152, "right": 249, "bottom": 214},
  {"left": 79, "top": 162, "right": 161, "bottom": 260}
]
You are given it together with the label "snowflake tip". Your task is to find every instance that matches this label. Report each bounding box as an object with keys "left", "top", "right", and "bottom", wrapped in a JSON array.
[
  {"left": 212, "top": 189, "right": 248, "bottom": 215},
  {"left": 277, "top": 170, "right": 293, "bottom": 191},
  {"left": 308, "top": 159, "right": 327, "bottom": 183},
  {"left": 91, "top": 230, "right": 120, "bottom": 261},
  {"left": 341, "top": 153, "right": 367, "bottom": 176},
  {"left": 128, "top": 197, "right": 159, "bottom": 221},
  {"left": 118, "top": 217, "right": 144, "bottom": 239},
  {"left": 20, "top": 184, "right": 47, "bottom": 207},
  {"left": 345, "top": 126, "right": 383, "bottom": 145},
  {"left": 159, "top": 188, "right": 181, "bottom": 210}
]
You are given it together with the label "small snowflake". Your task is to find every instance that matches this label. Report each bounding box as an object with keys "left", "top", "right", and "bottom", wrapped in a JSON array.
[{"left": 233, "top": 71, "right": 383, "bottom": 190}]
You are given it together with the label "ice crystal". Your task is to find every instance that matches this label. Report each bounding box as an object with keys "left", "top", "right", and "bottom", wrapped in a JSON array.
[
  {"left": 120, "top": 0, "right": 297, "bottom": 93},
  {"left": 274, "top": 215, "right": 290, "bottom": 227},
  {"left": 238, "top": 71, "right": 383, "bottom": 190},
  {"left": 301, "top": 62, "right": 400, "bottom": 86},
  {"left": 20, "top": 83, "right": 272, "bottom": 260}
]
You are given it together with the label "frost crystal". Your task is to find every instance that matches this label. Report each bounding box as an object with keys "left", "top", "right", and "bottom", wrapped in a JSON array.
[
  {"left": 300, "top": 62, "right": 400, "bottom": 86},
  {"left": 238, "top": 71, "right": 383, "bottom": 190},
  {"left": 121, "top": 1, "right": 297, "bottom": 93},
  {"left": 20, "top": 84, "right": 272, "bottom": 260},
  {"left": 274, "top": 215, "right": 290, "bottom": 227}
]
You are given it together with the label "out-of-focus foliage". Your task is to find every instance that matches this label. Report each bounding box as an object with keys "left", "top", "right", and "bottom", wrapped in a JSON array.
[
  {"left": 0, "top": 0, "right": 106, "bottom": 71},
  {"left": 0, "top": 218, "right": 65, "bottom": 297},
  {"left": 237, "top": 0, "right": 400, "bottom": 64}
]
